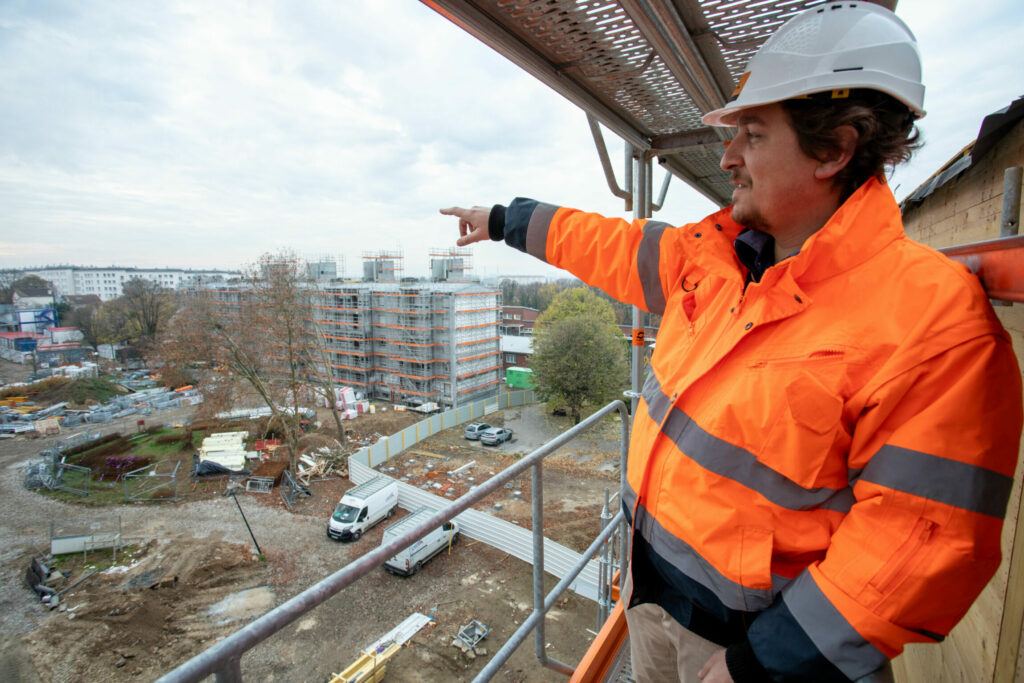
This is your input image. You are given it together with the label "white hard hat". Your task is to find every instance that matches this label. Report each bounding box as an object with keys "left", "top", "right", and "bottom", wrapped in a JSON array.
[{"left": 702, "top": 2, "right": 925, "bottom": 126}]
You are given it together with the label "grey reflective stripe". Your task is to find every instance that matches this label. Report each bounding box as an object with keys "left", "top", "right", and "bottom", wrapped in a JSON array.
[
  {"left": 783, "top": 572, "right": 888, "bottom": 679},
  {"left": 622, "top": 480, "right": 637, "bottom": 523},
  {"left": 636, "top": 221, "right": 669, "bottom": 315},
  {"left": 644, "top": 372, "right": 854, "bottom": 511},
  {"left": 861, "top": 445, "right": 1013, "bottom": 518},
  {"left": 635, "top": 504, "right": 792, "bottom": 611},
  {"left": 662, "top": 406, "right": 854, "bottom": 512},
  {"left": 641, "top": 371, "right": 672, "bottom": 424},
  {"left": 525, "top": 202, "right": 558, "bottom": 262}
]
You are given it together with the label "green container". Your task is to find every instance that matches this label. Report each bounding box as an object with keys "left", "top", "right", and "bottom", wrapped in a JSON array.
[{"left": 506, "top": 366, "right": 534, "bottom": 389}]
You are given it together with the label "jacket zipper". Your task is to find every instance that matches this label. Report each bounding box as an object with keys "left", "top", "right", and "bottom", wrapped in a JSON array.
[
  {"left": 871, "top": 518, "right": 935, "bottom": 594},
  {"left": 748, "top": 348, "right": 846, "bottom": 368}
]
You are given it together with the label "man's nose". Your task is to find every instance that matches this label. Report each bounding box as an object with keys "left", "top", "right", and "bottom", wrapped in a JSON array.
[{"left": 720, "top": 140, "right": 741, "bottom": 171}]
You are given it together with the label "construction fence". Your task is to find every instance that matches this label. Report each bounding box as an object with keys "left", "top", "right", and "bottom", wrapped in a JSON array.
[
  {"left": 346, "top": 388, "right": 607, "bottom": 601},
  {"left": 350, "top": 389, "right": 534, "bottom": 468}
]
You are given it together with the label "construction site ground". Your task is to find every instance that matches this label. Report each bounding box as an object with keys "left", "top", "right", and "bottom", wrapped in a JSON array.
[{"left": 0, "top": 377, "right": 627, "bottom": 682}]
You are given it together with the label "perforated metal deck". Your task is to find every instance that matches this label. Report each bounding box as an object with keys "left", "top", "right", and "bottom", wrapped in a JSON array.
[{"left": 421, "top": 0, "right": 847, "bottom": 206}]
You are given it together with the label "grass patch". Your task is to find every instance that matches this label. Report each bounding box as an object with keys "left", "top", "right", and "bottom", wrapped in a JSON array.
[
  {"left": 51, "top": 543, "right": 145, "bottom": 575},
  {"left": 0, "top": 376, "right": 129, "bottom": 407},
  {"left": 45, "top": 478, "right": 125, "bottom": 506}
]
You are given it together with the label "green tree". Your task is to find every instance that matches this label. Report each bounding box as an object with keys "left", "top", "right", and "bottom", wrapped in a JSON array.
[
  {"left": 531, "top": 316, "right": 629, "bottom": 425},
  {"left": 537, "top": 287, "right": 617, "bottom": 326},
  {"left": 531, "top": 287, "right": 628, "bottom": 424}
]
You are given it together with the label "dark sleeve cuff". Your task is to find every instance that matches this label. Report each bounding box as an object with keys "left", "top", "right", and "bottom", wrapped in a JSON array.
[
  {"left": 726, "top": 641, "right": 772, "bottom": 683},
  {"left": 488, "top": 204, "right": 506, "bottom": 241}
]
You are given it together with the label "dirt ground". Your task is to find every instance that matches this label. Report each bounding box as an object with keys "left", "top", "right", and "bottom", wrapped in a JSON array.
[{"left": 0, "top": 365, "right": 628, "bottom": 682}]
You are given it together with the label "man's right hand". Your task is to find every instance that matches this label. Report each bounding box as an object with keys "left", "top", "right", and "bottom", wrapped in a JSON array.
[{"left": 440, "top": 206, "right": 491, "bottom": 246}]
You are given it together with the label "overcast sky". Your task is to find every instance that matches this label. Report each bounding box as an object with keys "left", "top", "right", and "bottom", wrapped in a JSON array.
[{"left": 1, "top": 0, "right": 1021, "bottom": 279}]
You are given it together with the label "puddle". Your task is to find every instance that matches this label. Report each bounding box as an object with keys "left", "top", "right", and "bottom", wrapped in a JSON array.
[{"left": 207, "top": 586, "right": 275, "bottom": 625}]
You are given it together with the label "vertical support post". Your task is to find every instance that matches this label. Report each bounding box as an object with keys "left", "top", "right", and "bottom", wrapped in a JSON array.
[
  {"left": 532, "top": 460, "right": 547, "bottom": 665},
  {"left": 993, "top": 166, "right": 1022, "bottom": 307},
  {"left": 598, "top": 487, "right": 613, "bottom": 630},
  {"left": 1002, "top": 166, "right": 1022, "bottom": 237},
  {"left": 630, "top": 153, "right": 650, "bottom": 416}
]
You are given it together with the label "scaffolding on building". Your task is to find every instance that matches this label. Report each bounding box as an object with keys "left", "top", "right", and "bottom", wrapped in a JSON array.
[
  {"left": 362, "top": 250, "right": 403, "bottom": 283},
  {"left": 199, "top": 252, "right": 502, "bottom": 409},
  {"left": 305, "top": 254, "right": 344, "bottom": 281},
  {"left": 313, "top": 280, "right": 501, "bottom": 407},
  {"left": 429, "top": 247, "right": 473, "bottom": 282}
]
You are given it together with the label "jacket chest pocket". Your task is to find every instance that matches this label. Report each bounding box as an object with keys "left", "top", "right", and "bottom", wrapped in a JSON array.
[
  {"left": 759, "top": 369, "right": 850, "bottom": 489},
  {"left": 674, "top": 265, "right": 718, "bottom": 325}
]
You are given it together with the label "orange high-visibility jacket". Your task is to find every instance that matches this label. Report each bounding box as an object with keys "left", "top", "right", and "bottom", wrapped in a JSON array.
[{"left": 491, "top": 178, "right": 1023, "bottom": 680}]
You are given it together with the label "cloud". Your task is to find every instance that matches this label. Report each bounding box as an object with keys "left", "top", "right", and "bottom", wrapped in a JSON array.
[{"left": 0, "top": 0, "right": 1020, "bottom": 278}]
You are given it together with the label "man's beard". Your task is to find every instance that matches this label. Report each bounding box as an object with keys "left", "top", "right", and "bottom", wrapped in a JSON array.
[
  {"left": 729, "top": 172, "right": 769, "bottom": 231},
  {"left": 731, "top": 200, "right": 768, "bottom": 232}
]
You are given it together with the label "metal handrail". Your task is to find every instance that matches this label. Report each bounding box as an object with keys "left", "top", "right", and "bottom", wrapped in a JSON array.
[{"left": 157, "top": 399, "right": 631, "bottom": 682}]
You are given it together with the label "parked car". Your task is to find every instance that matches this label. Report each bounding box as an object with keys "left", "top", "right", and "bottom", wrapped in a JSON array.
[
  {"left": 463, "top": 422, "right": 492, "bottom": 440},
  {"left": 383, "top": 507, "right": 460, "bottom": 576},
  {"left": 479, "top": 427, "right": 513, "bottom": 446}
]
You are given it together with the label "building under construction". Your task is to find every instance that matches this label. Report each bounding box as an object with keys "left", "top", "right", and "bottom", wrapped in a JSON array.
[{"left": 313, "top": 249, "right": 501, "bottom": 407}]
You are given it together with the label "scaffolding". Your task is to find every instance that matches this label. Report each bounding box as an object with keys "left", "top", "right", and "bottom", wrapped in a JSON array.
[
  {"left": 201, "top": 253, "right": 501, "bottom": 409},
  {"left": 362, "top": 250, "right": 403, "bottom": 283},
  {"left": 306, "top": 254, "right": 344, "bottom": 281},
  {"left": 313, "top": 281, "right": 501, "bottom": 407},
  {"left": 429, "top": 247, "right": 473, "bottom": 282}
]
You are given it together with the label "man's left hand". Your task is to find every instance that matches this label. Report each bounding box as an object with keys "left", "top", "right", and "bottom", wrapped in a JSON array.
[{"left": 698, "top": 649, "right": 734, "bottom": 682}]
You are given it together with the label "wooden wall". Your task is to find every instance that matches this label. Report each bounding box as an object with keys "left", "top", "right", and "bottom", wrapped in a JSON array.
[{"left": 894, "top": 120, "right": 1024, "bottom": 682}]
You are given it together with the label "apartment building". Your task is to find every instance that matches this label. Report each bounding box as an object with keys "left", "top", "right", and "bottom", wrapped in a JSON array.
[
  {"left": 313, "top": 281, "right": 502, "bottom": 407},
  {"left": 21, "top": 266, "right": 241, "bottom": 301},
  {"left": 499, "top": 305, "right": 538, "bottom": 336},
  {"left": 203, "top": 250, "right": 501, "bottom": 409}
]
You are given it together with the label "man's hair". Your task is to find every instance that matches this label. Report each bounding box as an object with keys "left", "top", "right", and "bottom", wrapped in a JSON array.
[{"left": 782, "top": 90, "right": 920, "bottom": 202}]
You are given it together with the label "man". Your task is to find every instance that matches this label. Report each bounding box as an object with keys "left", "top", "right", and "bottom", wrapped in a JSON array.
[{"left": 442, "top": 4, "right": 1022, "bottom": 682}]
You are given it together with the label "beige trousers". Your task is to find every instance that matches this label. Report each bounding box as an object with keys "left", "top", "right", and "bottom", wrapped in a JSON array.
[
  {"left": 621, "top": 565, "right": 895, "bottom": 683},
  {"left": 622, "top": 563, "right": 721, "bottom": 682}
]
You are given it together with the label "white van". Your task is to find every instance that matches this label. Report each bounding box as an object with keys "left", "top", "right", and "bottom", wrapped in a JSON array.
[
  {"left": 327, "top": 477, "right": 399, "bottom": 542},
  {"left": 382, "top": 507, "right": 460, "bottom": 576}
]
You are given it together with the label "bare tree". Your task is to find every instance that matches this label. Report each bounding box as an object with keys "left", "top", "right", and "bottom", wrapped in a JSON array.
[
  {"left": 66, "top": 303, "right": 104, "bottom": 351},
  {"left": 117, "top": 278, "right": 177, "bottom": 341},
  {"left": 155, "top": 252, "right": 347, "bottom": 471}
]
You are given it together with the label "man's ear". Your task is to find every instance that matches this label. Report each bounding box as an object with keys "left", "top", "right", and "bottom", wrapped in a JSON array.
[{"left": 814, "top": 125, "right": 858, "bottom": 180}]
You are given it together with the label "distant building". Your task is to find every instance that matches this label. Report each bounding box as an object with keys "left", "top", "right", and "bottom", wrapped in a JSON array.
[
  {"left": 19, "top": 266, "right": 241, "bottom": 302},
  {"left": 12, "top": 285, "right": 53, "bottom": 309},
  {"left": 501, "top": 335, "right": 533, "bottom": 371},
  {"left": 488, "top": 274, "right": 549, "bottom": 286},
  {"left": 500, "top": 306, "right": 539, "bottom": 336},
  {"left": 62, "top": 294, "right": 103, "bottom": 309},
  {"left": 314, "top": 281, "right": 501, "bottom": 407},
  {"left": 202, "top": 252, "right": 502, "bottom": 409}
]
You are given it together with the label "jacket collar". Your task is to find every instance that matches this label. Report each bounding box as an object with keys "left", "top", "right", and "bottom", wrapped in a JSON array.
[
  {"left": 783, "top": 177, "right": 904, "bottom": 283},
  {"left": 689, "top": 177, "right": 903, "bottom": 286}
]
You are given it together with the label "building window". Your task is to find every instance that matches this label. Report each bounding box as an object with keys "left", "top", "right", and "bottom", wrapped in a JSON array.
[{"left": 505, "top": 354, "right": 517, "bottom": 363}]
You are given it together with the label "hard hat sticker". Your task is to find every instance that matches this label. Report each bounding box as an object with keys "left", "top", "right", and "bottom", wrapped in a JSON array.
[{"left": 729, "top": 72, "right": 751, "bottom": 102}]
